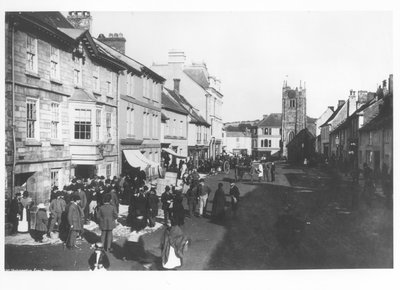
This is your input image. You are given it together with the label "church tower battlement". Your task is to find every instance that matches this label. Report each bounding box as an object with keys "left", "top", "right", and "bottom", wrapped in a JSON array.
[{"left": 281, "top": 80, "right": 307, "bottom": 157}]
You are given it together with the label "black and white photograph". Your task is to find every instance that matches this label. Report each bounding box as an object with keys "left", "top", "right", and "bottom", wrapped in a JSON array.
[{"left": 1, "top": 0, "right": 398, "bottom": 289}]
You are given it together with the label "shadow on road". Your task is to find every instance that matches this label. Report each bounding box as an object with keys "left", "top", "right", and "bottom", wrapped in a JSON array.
[{"left": 205, "top": 166, "right": 393, "bottom": 270}]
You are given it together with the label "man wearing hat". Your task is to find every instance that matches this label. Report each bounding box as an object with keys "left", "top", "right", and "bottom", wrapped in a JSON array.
[
  {"left": 67, "top": 195, "right": 83, "bottom": 249},
  {"left": 97, "top": 194, "right": 118, "bottom": 252},
  {"left": 48, "top": 191, "right": 66, "bottom": 235},
  {"left": 147, "top": 184, "right": 159, "bottom": 227},
  {"left": 161, "top": 186, "right": 173, "bottom": 225}
]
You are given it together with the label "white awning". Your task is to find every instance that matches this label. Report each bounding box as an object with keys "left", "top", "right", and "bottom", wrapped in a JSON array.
[
  {"left": 123, "top": 150, "right": 159, "bottom": 170},
  {"left": 162, "top": 148, "right": 187, "bottom": 159}
]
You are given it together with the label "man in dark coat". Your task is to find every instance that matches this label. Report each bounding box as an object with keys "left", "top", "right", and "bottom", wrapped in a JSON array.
[
  {"left": 8, "top": 192, "right": 22, "bottom": 235},
  {"left": 186, "top": 183, "right": 197, "bottom": 218},
  {"left": 161, "top": 186, "right": 174, "bottom": 225},
  {"left": 211, "top": 183, "right": 226, "bottom": 221},
  {"left": 67, "top": 195, "right": 84, "bottom": 249},
  {"left": 229, "top": 183, "right": 240, "bottom": 218},
  {"left": 147, "top": 185, "right": 159, "bottom": 228},
  {"left": 131, "top": 188, "right": 148, "bottom": 232},
  {"left": 109, "top": 189, "right": 120, "bottom": 214},
  {"left": 97, "top": 194, "right": 118, "bottom": 252},
  {"left": 171, "top": 194, "right": 185, "bottom": 226}
]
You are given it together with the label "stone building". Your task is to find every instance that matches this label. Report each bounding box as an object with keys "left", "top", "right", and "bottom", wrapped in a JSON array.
[
  {"left": 224, "top": 123, "right": 253, "bottom": 156},
  {"left": 253, "top": 113, "right": 282, "bottom": 159},
  {"left": 94, "top": 34, "right": 165, "bottom": 179},
  {"left": 152, "top": 50, "right": 223, "bottom": 161},
  {"left": 358, "top": 75, "right": 393, "bottom": 174},
  {"left": 161, "top": 87, "right": 189, "bottom": 167},
  {"left": 315, "top": 106, "right": 335, "bottom": 155},
  {"left": 166, "top": 83, "right": 210, "bottom": 168},
  {"left": 281, "top": 81, "right": 307, "bottom": 157},
  {"left": 5, "top": 12, "right": 124, "bottom": 203},
  {"left": 319, "top": 101, "right": 345, "bottom": 159}
]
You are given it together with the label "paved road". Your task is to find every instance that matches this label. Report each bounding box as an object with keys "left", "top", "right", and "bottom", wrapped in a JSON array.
[{"left": 4, "top": 162, "right": 393, "bottom": 270}]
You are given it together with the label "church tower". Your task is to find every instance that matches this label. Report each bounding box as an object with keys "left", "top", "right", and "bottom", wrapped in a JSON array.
[{"left": 281, "top": 80, "right": 307, "bottom": 157}]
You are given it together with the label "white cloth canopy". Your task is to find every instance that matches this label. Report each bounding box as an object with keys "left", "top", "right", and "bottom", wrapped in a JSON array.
[
  {"left": 162, "top": 148, "right": 187, "bottom": 159},
  {"left": 123, "top": 150, "right": 159, "bottom": 170}
]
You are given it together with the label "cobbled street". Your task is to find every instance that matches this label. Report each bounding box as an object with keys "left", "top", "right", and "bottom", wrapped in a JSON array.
[{"left": 5, "top": 162, "right": 392, "bottom": 270}]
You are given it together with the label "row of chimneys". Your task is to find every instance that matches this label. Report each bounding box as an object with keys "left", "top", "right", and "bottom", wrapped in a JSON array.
[{"left": 330, "top": 73, "right": 393, "bottom": 112}]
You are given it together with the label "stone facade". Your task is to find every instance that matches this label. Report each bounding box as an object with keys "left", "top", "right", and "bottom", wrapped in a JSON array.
[
  {"left": 5, "top": 12, "right": 122, "bottom": 203},
  {"left": 281, "top": 81, "right": 307, "bottom": 157}
]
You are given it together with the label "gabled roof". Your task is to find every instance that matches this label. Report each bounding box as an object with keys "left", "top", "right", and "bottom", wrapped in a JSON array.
[
  {"left": 166, "top": 88, "right": 210, "bottom": 127},
  {"left": 6, "top": 12, "right": 76, "bottom": 47},
  {"left": 320, "top": 103, "right": 345, "bottom": 127},
  {"left": 330, "top": 97, "right": 379, "bottom": 134},
  {"left": 27, "top": 12, "right": 74, "bottom": 29},
  {"left": 94, "top": 39, "right": 165, "bottom": 83},
  {"left": 258, "top": 113, "right": 282, "bottom": 127},
  {"left": 183, "top": 69, "right": 209, "bottom": 90},
  {"left": 162, "top": 91, "right": 188, "bottom": 115},
  {"left": 286, "top": 128, "right": 315, "bottom": 148}
]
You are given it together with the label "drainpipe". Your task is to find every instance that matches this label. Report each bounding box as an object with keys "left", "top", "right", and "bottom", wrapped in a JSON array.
[
  {"left": 116, "top": 72, "right": 120, "bottom": 176},
  {"left": 11, "top": 20, "right": 16, "bottom": 199}
]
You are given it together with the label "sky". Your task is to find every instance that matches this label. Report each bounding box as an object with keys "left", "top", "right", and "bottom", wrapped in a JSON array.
[{"left": 87, "top": 11, "right": 392, "bottom": 122}]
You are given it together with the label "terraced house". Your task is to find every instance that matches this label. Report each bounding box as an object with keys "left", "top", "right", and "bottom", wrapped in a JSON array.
[{"left": 5, "top": 12, "right": 126, "bottom": 203}]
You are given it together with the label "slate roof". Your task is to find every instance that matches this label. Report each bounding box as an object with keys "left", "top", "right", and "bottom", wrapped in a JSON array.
[
  {"left": 183, "top": 69, "right": 209, "bottom": 89},
  {"left": 28, "top": 12, "right": 74, "bottom": 29},
  {"left": 162, "top": 91, "right": 188, "bottom": 115},
  {"left": 226, "top": 131, "right": 251, "bottom": 137},
  {"left": 166, "top": 89, "right": 210, "bottom": 127},
  {"left": 225, "top": 124, "right": 252, "bottom": 132},
  {"left": 320, "top": 103, "right": 345, "bottom": 127},
  {"left": 94, "top": 39, "right": 164, "bottom": 82},
  {"left": 257, "top": 113, "right": 282, "bottom": 127}
]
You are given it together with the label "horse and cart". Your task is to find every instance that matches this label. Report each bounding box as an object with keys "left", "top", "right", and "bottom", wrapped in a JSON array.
[{"left": 222, "top": 156, "right": 261, "bottom": 183}]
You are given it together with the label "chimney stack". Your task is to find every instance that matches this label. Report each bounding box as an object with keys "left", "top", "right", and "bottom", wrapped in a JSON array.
[
  {"left": 168, "top": 50, "right": 186, "bottom": 64},
  {"left": 338, "top": 100, "right": 345, "bottom": 108},
  {"left": 97, "top": 33, "right": 126, "bottom": 54},
  {"left": 67, "top": 11, "right": 92, "bottom": 33},
  {"left": 173, "top": 79, "right": 181, "bottom": 94}
]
